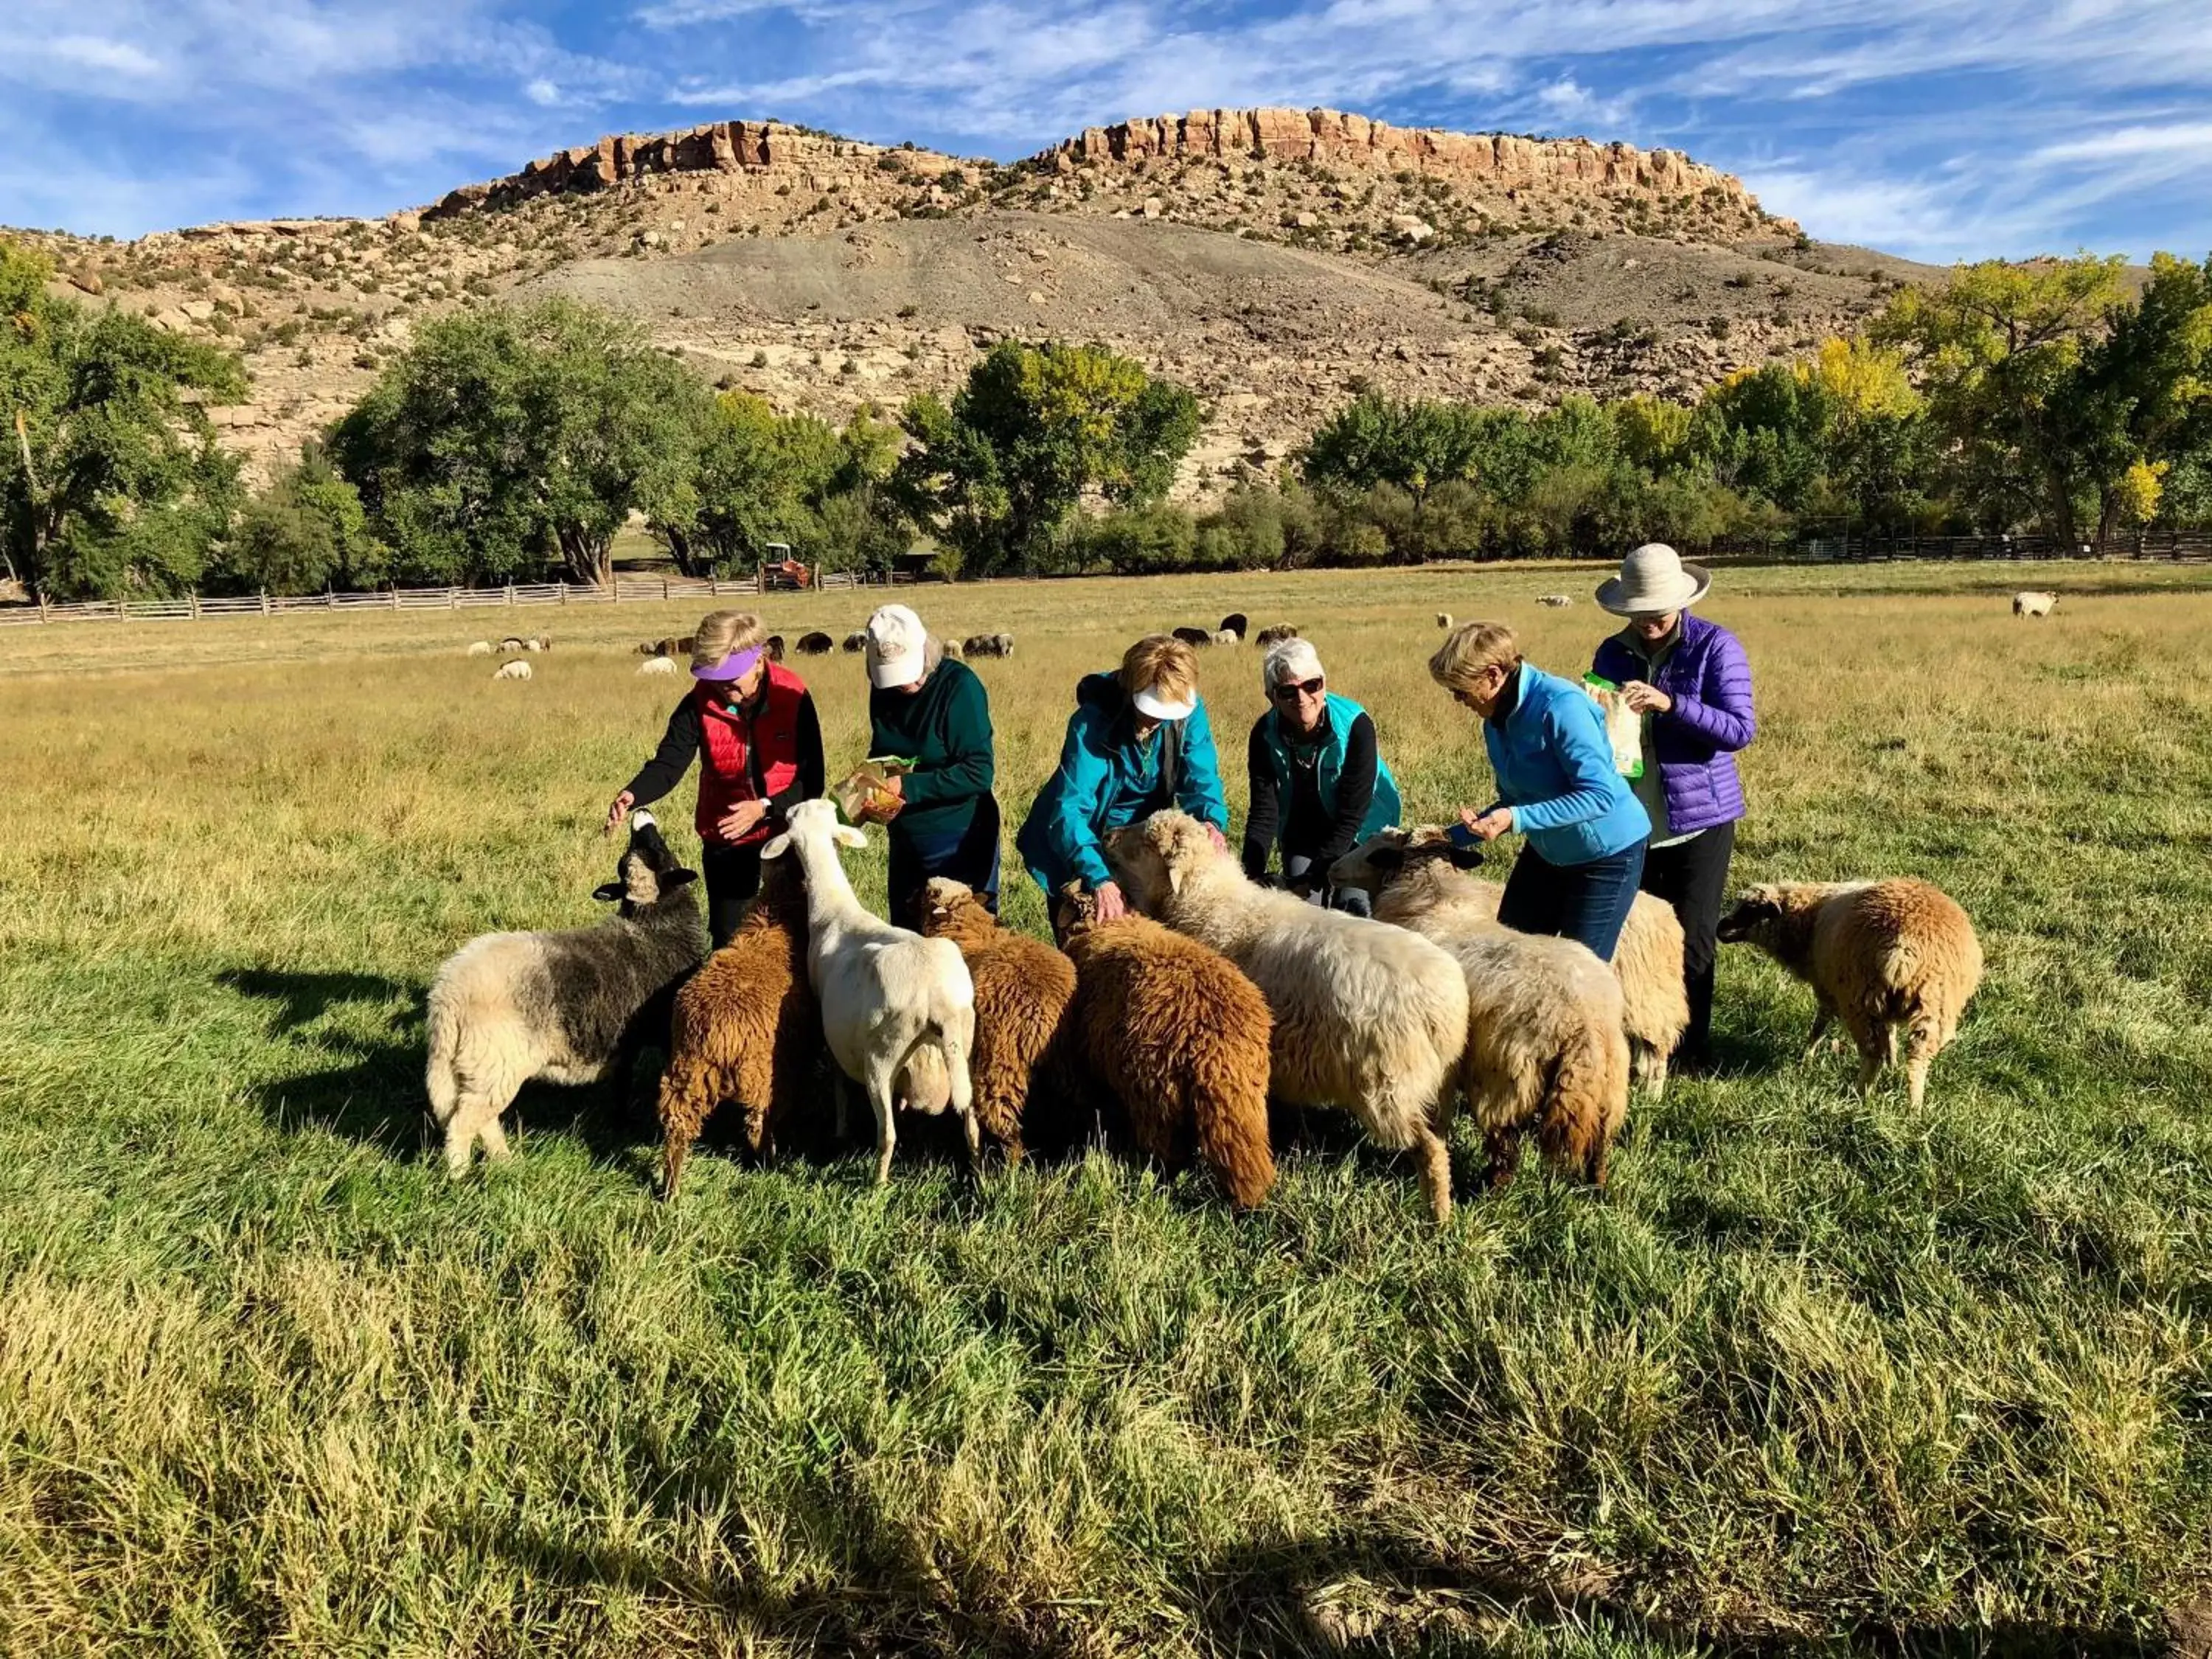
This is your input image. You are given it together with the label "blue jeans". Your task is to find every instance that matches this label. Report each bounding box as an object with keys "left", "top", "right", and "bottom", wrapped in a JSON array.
[
  {"left": 887, "top": 796, "right": 1001, "bottom": 929},
  {"left": 1497, "top": 839, "right": 1648, "bottom": 961},
  {"left": 1284, "top": 853, "right": 1374, "bottom": 918}
]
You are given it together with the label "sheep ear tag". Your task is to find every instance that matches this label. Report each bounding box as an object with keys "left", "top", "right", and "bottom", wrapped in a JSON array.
[{"left": 591, "top": 882, "right": 625, "bottom": 902}]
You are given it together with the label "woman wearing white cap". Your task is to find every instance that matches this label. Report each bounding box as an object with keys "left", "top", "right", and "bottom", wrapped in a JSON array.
[
  {"left": 606, "top": 610, "right": 825, "bottom": 947},
  {"left": 1591, "top": 543, "right": 1756, "bottom": 1071},
  {"left": 1016, "top": 633, "right": 1230, "bottom": 922},
  {"left": 858, "top": 604, "right": 999, "bottom": 925}
]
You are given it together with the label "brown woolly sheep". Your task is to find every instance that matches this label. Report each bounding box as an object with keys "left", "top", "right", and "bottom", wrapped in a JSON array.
[
  {"left": 1333, "top": 827, "right": 1688, "bottom": 1095},
  {"left": 655, "top": 858, "right": 820, "bottom": 1197},
  {"left": 1054, "top": 886, "right": 1276, "bottom": 1210},
  {"left": 1252, "top": 623, "right": 1300, "bottom": 647},
  {"left": 913, "top": 878, "right": 1079, "bottom": 1161},
  {"left": 1105, "top": 811, "right": 1466, "bottom": 1221},
  {"left": 1718, "top": 879, "right": 1983, "bottom": 1108},
  {"left": 1328, "top": 838, "right": 1631, "bottom": 1189}
]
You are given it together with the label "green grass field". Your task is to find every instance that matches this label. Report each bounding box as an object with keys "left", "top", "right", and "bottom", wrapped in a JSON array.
[{"left": 3, "top": 560, "right": 2209, "bottom": 1656}]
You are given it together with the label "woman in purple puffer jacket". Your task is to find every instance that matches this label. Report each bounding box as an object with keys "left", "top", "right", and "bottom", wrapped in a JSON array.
[{"left": 1592, "top": 543, "right": 1756, "bottom": 1071}]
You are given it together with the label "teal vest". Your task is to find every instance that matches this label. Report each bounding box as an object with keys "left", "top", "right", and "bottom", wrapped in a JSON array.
[{"left": 1259, "top": 693, "right": 1401, "bottom": 850}]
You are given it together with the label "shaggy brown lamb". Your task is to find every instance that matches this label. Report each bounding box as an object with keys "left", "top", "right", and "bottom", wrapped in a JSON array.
[
  {"left": 655, "top": 858, "right": 820, "bottom": 1197},
  {"left": 1333, "top": 826, "right": 1688, "bottom": 1094},
  {"left": 913, "top": 878, "right": 1079, "bottom": 1160},
  {"left": 1718, "top": 879, "right": 1983, "bottom": 1108},
  {"left": 1053, "top": 886, "right": 1277, "bottom": 1210}
]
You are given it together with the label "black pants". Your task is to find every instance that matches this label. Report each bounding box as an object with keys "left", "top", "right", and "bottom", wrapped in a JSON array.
[
  {"left": 886, "top": 796, "right": 1001, "bottom": 931},
  {"left": 1637, "top": 821, "right": 1736, "bottom": 1062},
  {"left": 701, "top": 841, "right": 764, "bottom": 950},
  {"left": 1497, "top": 839, "right": 1647, "bottom": 961},
  {"left": 1283, "top": 852, "right": 1373, "bottom": 917}
]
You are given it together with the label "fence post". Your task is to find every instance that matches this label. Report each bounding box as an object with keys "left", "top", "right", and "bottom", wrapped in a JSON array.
[
  {"left": 391, "top": 587, "right": 400, "bottom": 611},
  {"left": 560, "top": 582, "right": 568, "bottom": 605},
  {"left": 505, "top": 584, "right": 515, "bottom": 608},
  {"left": 260, "top": 591, "right": 270, "bottom": 617},
  {"left": 449, "top": 587, "right": 457, "bottom": 608},
  {"left": 661, "top": 577, "right": 669, "bottom": 602},
  {"left": 38, "top": 592, "right": 49, "bottom": 622}
]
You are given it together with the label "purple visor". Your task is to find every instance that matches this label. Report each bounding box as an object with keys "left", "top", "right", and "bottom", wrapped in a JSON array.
[{"left": 692, "top": 645, "right": 765, "bottom": 682}]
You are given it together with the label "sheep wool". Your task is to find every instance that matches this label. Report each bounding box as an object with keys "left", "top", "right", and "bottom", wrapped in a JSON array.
[
  {"left": 914, "top": 879, "right": 1078, "bottom": 1160},
  {"left": 655, "top": 857, "right": 821, "bottom": 1197},
  {"left": 1105, "top": 810, "right": 1467, "bottom": 1222},
  {"left": 1055, "top": 888, "right": 1276, "bottom": 1210},
  {"left": 1718, "top": 878, "right": 1983, "bottom": 1108}
]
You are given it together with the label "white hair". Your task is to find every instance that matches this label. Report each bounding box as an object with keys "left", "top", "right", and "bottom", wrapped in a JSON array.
[{"left": 1262, "top": 636, "right": 1324, "bottom": 695}]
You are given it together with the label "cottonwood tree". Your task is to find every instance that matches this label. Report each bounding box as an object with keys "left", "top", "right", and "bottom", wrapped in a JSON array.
[
  {"left": 1, "top": 238, "right": 245, "bottom": 598},
  {"left": 891, "top": 340, "right": 1200, "bottom": 576},
  {"left": 661, "top": 393, "right": 903, "bottom": 576},
  {"left": 330, "top": 298, "right": 710, "bottom": 586}
]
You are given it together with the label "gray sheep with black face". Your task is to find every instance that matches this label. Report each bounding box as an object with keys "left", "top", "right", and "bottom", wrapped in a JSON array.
[{"left": 424, "top": 811, "right": 706, "bottom": 1175}]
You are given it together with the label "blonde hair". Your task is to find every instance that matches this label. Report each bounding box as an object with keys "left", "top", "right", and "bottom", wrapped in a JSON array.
[
  {"left": 1119, "top": 635, "right": 1198, "bottom": 705},
  {"left": 689, "top": 610, "right": 766, "bottom": 672},
  {"left": 1428, "top": 621, "right": 1521, "bottom": 694}
]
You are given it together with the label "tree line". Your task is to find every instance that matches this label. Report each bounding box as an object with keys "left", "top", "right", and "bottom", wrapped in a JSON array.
[{"left": 6, "top": 235, "right": 2211, "bottom": 599}]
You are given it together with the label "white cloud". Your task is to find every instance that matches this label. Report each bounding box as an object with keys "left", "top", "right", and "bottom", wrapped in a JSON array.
[
  {"left": 48, "top": 34, "right": 163, "bottom": 76},
  {"left": 2034, "top": 121, "right": 2212, "bottom": 163},
  {"left": 526, "top": 77, "right": 564, "bottom": 105}
]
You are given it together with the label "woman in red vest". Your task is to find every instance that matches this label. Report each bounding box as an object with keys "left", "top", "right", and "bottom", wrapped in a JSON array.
[{"left": 605, "top": 611, "right": 825, "bottom": 947}]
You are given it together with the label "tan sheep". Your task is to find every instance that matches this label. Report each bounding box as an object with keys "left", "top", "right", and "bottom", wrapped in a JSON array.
[
  {"left": 637, "top": 656, "right": 680, "bottom": 677},
  {"left": 2012, "top": 591, "right": 2057, "bottom": 618},
  {"left": 1333, "top": 827, "right": 1688, "bottom": 1096},
  {"left": 1329, "top": 838, "right": 1631, "bottom": 1189},
  {"left": 1105, "top": 810, "right": 1467, "bottom": 1222},
  {"left": 1718, "top": 879, "right": 1983, "bottom": 1108},
  {"left": 913, "top": 878, "right": 1079, "bottom": 1161},
  {"left": 465, "top": 640, "right": 493, "bottom": 657},
  {"left": 492, "top": 659, "right": 533, "bottom": 681},
  {"left": 655, "top": 858, "right": 820, "bottom": 1197},
  {"left": 1053, "top": 887, "right": 1276, "bottom": 1210}
]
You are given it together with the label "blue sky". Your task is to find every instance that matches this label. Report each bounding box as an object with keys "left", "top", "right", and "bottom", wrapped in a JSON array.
[{"left": 3, "top": 0, "right": 2208, "bottom": 261}]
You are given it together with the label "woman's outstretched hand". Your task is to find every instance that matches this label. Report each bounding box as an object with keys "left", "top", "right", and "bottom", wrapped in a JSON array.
[
  {"left": 605, "top": 790, "right": 636, "bottom": 835},
  {"left": 1458, "top": 804, "right": 1516, "bottom": 843},
  {"left": 1093, "top": 881, "right": 1128, "bottom": 923}
]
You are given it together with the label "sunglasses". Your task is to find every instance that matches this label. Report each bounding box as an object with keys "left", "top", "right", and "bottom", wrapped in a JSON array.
[{"left": 1272, "top": 676, "right": 1325, "bottom": 701}]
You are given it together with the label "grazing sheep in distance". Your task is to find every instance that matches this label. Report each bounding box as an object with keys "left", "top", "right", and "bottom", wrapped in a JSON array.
[
  {"left": 656, "top": 856, "right": 819, "bottom": 1197},
  {"left": 1435, "top": 613, "right": 1453, "bottom": 630},
  {"left": 1329, "top": 833, "right": 1630, "bottom": 1190},
  {"left": 1209, "top": 629, "right": 1239, "bottom": 647},
  {"left": 498, "top": 636, "right": 528, "bottom": 654},
  {"left": 762, "top": 800, "right": 978, "bottom": 1183},
  {"left": 1719, "top": 879, "right": 1983, "bottom": 1109},
  {"left": 493, "top": 660, "right": 534, "bottom": 681},
  {"left": 639, "top": 635, "right": 698, "bottom": 658},
  {"left": 1172, "top": 625, "right": 1214, "bottom": 649},
  {"left": 765, "top": 634, "right": 786, "bottom": 663},
  {"left": 1335, "top": 826, "right": 1687, "bottom": 1096},
  {"left": 466, "top": 640, "right": 493, "bottom": 657},
  {"left": 1106, "top": 810, "right": 1468, "bottom": 1222},
  {"left": 841, "top": 630, "right": 868, "bottom": 653},
  {"left": 915, "top": 879, "right": 1078, "bottom": 1161},
  {"left": 638, "top": 656, "right": 679, "bottom": 677},
  {"left": 962, "top": 633, "right": 1015, "bottom": 658},
  {"left": 1218, "top": 612, "right": 1248, "bottom": 640},
  {"left": 524, "top": 634, "right": 552, "bottom": 652},
  {"left": 1537, "top": 594, "right": 1572, "bottom": 608},
  {"left": 942, "top": 638, "right": 965, "bottom": 661},
  {"left": 795, "top": 631, "right": 834, "bottom": 655},
  {"left": 1054, "top": 886, "right": 1276, "bottom": 1209},
  {"left": 2012, "top": 591, "right": 2057, "bottom": 618},
  {"left": 426, "top": 811, "right": 706, "bottom": 1175},
  {"left": 1252, "top": 623, "right": 1298, "bottom": 647}
]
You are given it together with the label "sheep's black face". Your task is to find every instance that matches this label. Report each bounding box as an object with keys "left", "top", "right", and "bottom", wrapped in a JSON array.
[
  {"left": 1717, "top": 895, "right": 1781, "bottom": 945},
  {"left": 594, "top": 815, "right": 698, "bottom": 915}
]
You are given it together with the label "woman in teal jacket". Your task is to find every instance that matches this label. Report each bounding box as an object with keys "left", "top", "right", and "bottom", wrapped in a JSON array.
[
  {"left": 1429, "top": 619, "right": 1650, "bottom": 960},
  {"left": 1242, "top": 635, "right": 1401, "bottom": 917},
  {"left": 1017, "top": 633, "right": 1229, "bottom": 922}
]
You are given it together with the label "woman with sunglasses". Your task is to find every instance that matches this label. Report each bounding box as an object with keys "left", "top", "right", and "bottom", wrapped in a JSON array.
[
  {"left": 605, "top": 609, "right": 825, "bottom": 949},
  {"left": 1242, "top": 637, "right": 1400, "bottom": 917},
  {"left": 1428, "top": 619, "right": 1649, "bottom": 961}
]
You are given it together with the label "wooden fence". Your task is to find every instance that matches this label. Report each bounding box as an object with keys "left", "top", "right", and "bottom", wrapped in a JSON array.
[{"left": 0, "top": 568, "right": 914, "bottom": 630}]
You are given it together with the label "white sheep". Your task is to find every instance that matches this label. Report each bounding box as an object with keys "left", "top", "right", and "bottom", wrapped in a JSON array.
[
  {"left": 493, "top": 660, "right": 533, "bottom": 681},
  {"left": 761, "top": 799, "right": 978, "bottom": 1183},
  {"left": 425, "top": 812, "right": 706, "bottom": 1175},
  {"left": 1209, "top": 628, "right": 1239, "bottom": 647},
  {"left": 637, "top": 656, "right": 679, "bottom": 677},
  {"left": 465, "top": 640, "right": 493, "bottom": 657},
  {"left": 1719, "top": 880, "right": 1983, "bottom": 1109},
  {"left": 1435, "top": 613, "right": 1453, "bottom": 630},
  {"left": 2012, "top": 591, "right": 2057, "bottom": 618},
  {"left": 1105, "top": 810, "right": 1470, "bottom": 1222},
  {"left": 1537, "top": 594, "right": 1572, "bottom": 608}
]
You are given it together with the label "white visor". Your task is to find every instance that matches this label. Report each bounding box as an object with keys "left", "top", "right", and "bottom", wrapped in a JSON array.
[
  {"left": 1131, "top": 685, "right": 1196, "bottom": 722},
  {"left": 868, "top": 648, "right": 925, "bottom": 689}
]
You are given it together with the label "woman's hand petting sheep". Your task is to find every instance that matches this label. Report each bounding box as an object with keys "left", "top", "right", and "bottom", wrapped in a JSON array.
[
  {"left": 1204, "top": 823, "right": 1230, "bottom": 855},
  {"left": 1621, "top": 680, "right": 1672, "bottom": 714},
  {"left": 604, "top": 789, "right": 636, "bottom": 834},
  {"left": 1093, "top": 881, "right": 1130, "bottom": 923},
  {"left": 717, "top": 799, "right": 768, "bottom": 841},
  {"left": 1458, "top": 804, "right": 1517, "bottom": 843}
]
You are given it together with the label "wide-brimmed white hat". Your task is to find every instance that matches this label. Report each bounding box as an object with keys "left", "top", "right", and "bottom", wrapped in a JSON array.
[
  {"left": 864, "top": 604, "right": 928, "bottom": 689},
  {"left": 1131, "top": 684, "right": 1196, "bottom": 722},
  {"left": 1596, "top": 543, "right": 1711, "bottom": 616}
]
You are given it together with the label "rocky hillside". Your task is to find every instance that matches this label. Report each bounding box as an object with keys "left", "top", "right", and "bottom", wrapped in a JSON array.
[{"left": 6, "top": 107, "right": 1938, "bottom": 490}]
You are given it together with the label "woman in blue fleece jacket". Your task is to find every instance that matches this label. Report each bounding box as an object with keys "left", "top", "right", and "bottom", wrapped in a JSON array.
[{"left": 1428, "top": 619, "right": 1650, "bottom": 961}]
